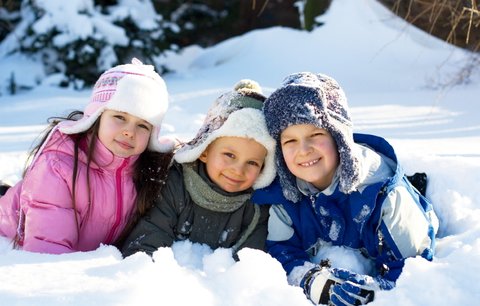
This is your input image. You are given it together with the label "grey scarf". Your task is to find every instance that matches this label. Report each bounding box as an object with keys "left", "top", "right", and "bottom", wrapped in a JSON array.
[
  {"left": 182, "top": 161, "right": 262, "bottom": 253},
  {"left": 182, "top": 162, "right": 251, "bottom": 213}
]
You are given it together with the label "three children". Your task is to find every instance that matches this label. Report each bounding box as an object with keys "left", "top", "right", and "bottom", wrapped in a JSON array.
[{"left": 1, "top": 65, "right": 439, "bottom": 306}]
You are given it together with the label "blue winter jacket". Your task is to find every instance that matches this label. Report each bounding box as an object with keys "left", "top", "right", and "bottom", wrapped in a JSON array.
[{"left": 252, "top": 133, "right": 438, "bottom": 283}]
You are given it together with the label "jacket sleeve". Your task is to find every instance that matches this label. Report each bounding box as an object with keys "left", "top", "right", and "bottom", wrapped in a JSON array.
[
  {"left": 375, "top": 177, "right": 439, "bottom": 281},
  {"left": 0, "top": 180, "right": 22, "bottom": 238},
  {"left": 121, "top": 165, "right": 183, "bottom": 257},
  {"left": 265, "top": 204, "right": 312, "bottom": 276},
  {"left": 20, "top": 155, "right": 79, "bottom": 254}
]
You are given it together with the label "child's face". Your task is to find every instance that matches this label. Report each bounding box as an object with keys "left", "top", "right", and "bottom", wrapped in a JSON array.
[
  {"left": 199, "top": 136, "right": 267, "bottom": 193},
  {"left": 98, "top": 110, "right": 153, "bottom": 158},
  {"left": 280, "top": 124, "right": 339, "bottom": 191}
]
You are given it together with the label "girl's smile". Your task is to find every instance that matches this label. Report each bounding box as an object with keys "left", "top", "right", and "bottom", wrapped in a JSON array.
[{"left": 98, "top": 109, "right": 152, "bottom": 158}]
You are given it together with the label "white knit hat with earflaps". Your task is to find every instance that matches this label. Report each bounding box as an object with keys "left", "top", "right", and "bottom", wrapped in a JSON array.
[{"left": 174, "top": 80, "right": 276, "bottom": 189}]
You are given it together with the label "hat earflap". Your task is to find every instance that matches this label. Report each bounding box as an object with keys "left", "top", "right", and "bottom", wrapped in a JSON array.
[{"left": 175, "top": 108, "right": 276, "bottom": 189}]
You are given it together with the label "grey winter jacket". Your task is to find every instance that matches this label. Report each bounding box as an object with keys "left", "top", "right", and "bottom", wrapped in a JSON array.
[{"left": 121, "top": 161, "right": 269, "bottom": 257}]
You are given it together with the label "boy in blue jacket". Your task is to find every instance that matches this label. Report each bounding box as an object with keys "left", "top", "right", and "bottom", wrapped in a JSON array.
[{"left": 252, "top": 72, "right": 439, "bottom": 305}]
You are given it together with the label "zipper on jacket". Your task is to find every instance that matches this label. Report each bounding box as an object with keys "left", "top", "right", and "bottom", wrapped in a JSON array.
[{"left": 105, "top": 158, "right": 128, "bottom": 243}]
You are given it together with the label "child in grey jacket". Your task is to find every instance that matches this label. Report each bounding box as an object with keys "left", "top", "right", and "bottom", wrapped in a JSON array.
[{"left": 121, "top": 80, "right": 276, "bottom": 258}]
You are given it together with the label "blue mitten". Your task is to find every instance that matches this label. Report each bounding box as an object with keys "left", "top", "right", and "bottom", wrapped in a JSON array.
[
  {"left": 329, "top": 272, "right": 395, "bottom": 306},
  {"left": 329, "top": 280, "right": 375, "bottom": 306},
  {"left": 329, "top": 269, "right": 375, "bottom": 306},
  {"left": 301, "top": 267, "right": 392, "bottom": 305}
]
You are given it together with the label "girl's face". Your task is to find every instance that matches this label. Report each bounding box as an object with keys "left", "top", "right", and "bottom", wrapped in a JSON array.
[
  {"left": 199, "top": 136, "right": 267, "bottom": 193},
  {"left": 280, "top": 124, "right": 339, "bottom": 191},
  {"left": 98, "top": 110, "right": 152, "bottom": 158}
]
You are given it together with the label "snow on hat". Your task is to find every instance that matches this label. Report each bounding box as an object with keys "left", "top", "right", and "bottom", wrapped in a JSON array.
[
  {"left": 59, "top": 58, "right": 174, "bottom": 153},
  {"left": 174, "top": 79, "right": 276, "bottom": 189},
  {"left": 263, "top": 72, "right": 361, "bottom": 202}
]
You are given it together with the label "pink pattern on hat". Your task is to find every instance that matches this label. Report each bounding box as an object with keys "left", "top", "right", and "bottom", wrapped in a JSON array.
[
  {"left": 88, "top": 69, "right": 162, "bottom": 115},
  {"left": 86, "top": 72, "right": 123, "bottom": 115},
  {"left": 59, "top": 58, "right": 174, "bottom": 153}
]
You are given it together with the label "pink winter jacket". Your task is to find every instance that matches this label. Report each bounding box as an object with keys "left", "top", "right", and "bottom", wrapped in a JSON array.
[{"left": 0, "top": 128, "right": 138, "bottom": 254}]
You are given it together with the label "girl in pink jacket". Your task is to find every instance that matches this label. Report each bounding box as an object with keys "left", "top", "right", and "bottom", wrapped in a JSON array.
[{"left": 0, "top": 58, "right": 174, "bottom": 254}]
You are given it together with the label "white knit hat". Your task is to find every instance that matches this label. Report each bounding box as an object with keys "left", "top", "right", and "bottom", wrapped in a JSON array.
[
  {"left": 59, "top": 58, "right": 174, "bottom": 153},
  {"left": 174, "top": 80, "right": 276, "bottom": 189}
]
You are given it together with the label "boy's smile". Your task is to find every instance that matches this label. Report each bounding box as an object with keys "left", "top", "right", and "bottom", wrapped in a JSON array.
[
  {"left": 299, "top": 159, "right": 320, "bottom": 167},
  {"left": 280, "top": 124, "right": 339, "bottom": 191}
]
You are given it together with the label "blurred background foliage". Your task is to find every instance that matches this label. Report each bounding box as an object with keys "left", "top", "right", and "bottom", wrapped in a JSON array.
[
  {"left": 0, "top": 0, "right": 478, "bottom": 91},
  {"left": 379, "top": 0, "right": 479, "bottom": 52}
]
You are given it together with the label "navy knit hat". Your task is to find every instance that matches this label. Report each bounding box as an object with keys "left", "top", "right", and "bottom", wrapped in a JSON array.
[{"left": 263, "top": 72, "right": 360, "bottom": 202}]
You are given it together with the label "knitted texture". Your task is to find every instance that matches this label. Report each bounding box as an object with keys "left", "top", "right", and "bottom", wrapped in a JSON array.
[
  {"left": 263, "top": 72, "right": 360, "bottom": 202},
  {"left": 174, "top": 79, "right": 276, "bottom": 189},
  {"left": 182, "top": 162, "right": 251, "bottom": 213},
  {"left": 59, "top": 58, "right": 173, "bottom": 153}
]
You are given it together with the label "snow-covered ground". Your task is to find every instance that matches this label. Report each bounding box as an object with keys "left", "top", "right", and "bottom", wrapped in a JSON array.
[{"left": 0, "top": 0, "right": 479, "bottom": 305}]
